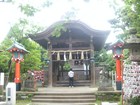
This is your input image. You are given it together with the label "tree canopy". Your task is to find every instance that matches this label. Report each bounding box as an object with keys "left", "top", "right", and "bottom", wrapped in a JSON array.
[
  {"left": 0, "top": 0, "right": 48, "bottom": 75},
  {"left": 95, "top": 49, "right": 115, "bottom": 72},
  {"left": 110, "top": 0, "right": 140, "bottom": 39}
]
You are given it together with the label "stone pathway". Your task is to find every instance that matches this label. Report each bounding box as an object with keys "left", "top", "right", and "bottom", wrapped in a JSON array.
[
  {"left": 32, "top": 87, "right": 97, "bottom": 105},
  {"left": 0, "top": 102, "right": 6, "bottom": 105},
  {"left": 102, "top": 102, "right": 118, "bottom": 105},
  {"left": 38, "top": 87, "right": 98, "bottom": 93}
]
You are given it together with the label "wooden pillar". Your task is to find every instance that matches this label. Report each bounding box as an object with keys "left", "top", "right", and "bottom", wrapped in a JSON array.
[
  {"left": 90, "top": 36, "right": 95, "bottom": 87},
  {"left": 115, "top": 58, "right": 122, "bottom": 90},
  {"left": 47, "top": 42, "right": 53, "bottom": 87},
  {"left": 14, "top": 61, "right": 20, "bottom": 83},
  {"left": 116, "top": 59, "right": 121, "bottom": 81},
  {"left": 14, "top": 60, "right": 21, "bottom": 91}
]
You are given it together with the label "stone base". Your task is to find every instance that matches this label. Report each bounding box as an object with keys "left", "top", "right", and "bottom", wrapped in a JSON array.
[
  {"left": 16, "top": 83, "right": 21, "bottom": 91},
  {"left": 98, "top": 87, "right": 114, "bottom": 91},
  {"left": 116, "top": 81, "right": 122, "bottom": 90}
]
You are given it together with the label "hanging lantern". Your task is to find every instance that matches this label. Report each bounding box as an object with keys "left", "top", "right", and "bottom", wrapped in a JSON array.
[
  {"left": 111, "top": 40, "right": 124, "bottom": 59},
  {"left": 8, "top": 42, "right": 29, "bottom": 62}
]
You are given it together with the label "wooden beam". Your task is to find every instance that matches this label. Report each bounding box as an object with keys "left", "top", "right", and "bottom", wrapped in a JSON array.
[{"left": 47, "top": 42, "right": 53, "bottom": 87}]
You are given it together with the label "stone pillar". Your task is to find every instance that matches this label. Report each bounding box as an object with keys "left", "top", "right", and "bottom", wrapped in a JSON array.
[
  {"left": 47, "top": 42, "right": 53, "bottom": 87},
  {"left": 90, "top": 36, "right": 95, "bottom": 87}
]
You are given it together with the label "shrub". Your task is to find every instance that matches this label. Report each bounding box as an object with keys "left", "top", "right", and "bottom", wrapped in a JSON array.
[
  {"left": 129, "top": 96, "right": 140, "bottom": 105},
  {"left": 63, "top": 62, "right": 71, "bottom": 71}
]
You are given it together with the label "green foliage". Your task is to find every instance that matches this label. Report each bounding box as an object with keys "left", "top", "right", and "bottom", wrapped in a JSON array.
[
  {"left": 0, "top": 38, "right": 13, "bottom": 73},
  {"left": 129, "top": 96, "right": 140, "bottom": 105},
  {"left": 42, "top": 0, "right": 53, "bottom": 7},
  {"left": 0, "top": 0, "right": 52, "bottom": 83},
  {"left": 111, "top": 0, "right": 140, "bottom": 38},
  {"left": 95, "top": 49, "right": 115, "bottom": 71},
  {"left": 0, "top": 5, "right": 43, "bottom": 75},
  {"left": 0, "top": 52, "right": 10, "bottom": 72},
  {"left": 7, "top": 19, "right": 43, "bottom": 41},
  {"left": 16, "top": 100, "right": 31, "bottom": 105},
  {"left": 20, "top": 39, "right": 42, "bottom": 73},
  {"left": 119, "top": 95, "right": 123, "bottom": 105},
  {"left": 19, "top": 4, "right": 39, "bottom": 17},
  {"left": 52, "top": 23, "right": 67, "bottom": 37},
  {"left": 0, "top": 89, "right": 2, "bottom": 95},
  {"left": 123, "top": 49, "right": 131, "bottom": 64},
  {"left": 109, "top": 0, "right": 140, "bottom": 64},
  {"left": 63, "top": 62, "right": 71, "bottom": 71},
  {"left": 96, "top": 92, "right": 121, "bottom": 102}
]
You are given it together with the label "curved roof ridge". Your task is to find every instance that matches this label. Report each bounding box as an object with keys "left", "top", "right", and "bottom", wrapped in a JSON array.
[{"left": 30, "top": 20, "right": 110, "bottom": 39}]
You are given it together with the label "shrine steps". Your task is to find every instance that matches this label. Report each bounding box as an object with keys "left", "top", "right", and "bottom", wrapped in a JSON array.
[
  {"left": 32, "top": 88, "right": 96, "bottom": 105},
  {"left": 54, "top": 80, "right": 91, "bottom": 87},
  {"left": 32, "top": 103, "right": 96, "bottom": 105}
]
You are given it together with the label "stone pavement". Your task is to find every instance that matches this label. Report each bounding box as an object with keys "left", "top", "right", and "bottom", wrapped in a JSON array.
[
  {"left": 37, "top": 86, "right": 98, "bottom": 93},
  {"left": 102, "top": 102, "right": 118, "bottom": 105},
  {"left": 0, "top": 102, "right": 6, "bottom": 105}
]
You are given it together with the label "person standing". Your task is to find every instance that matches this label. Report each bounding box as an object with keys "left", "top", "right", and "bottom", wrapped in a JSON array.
[{"left": 68, "top": 68, "right": 74, "bottom": 87}]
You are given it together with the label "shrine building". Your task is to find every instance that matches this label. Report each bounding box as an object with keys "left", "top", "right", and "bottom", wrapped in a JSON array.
[{"left": 30, "top": 20, "right": 110, "bottom": 87}]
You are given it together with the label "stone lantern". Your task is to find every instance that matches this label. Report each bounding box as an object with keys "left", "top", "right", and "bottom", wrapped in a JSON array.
[
  {"left": 109, "top": 39, "right": 124, "bottom": 90},
  {"left": 7, "top": 42, "right": 29, "bottom": 91},
  {"left": 125, "top": 35, "right": 140, "bottom": 61}
]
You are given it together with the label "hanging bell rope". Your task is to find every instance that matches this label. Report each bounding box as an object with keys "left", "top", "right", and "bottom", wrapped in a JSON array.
[
  {"left": 69, "top": 51, "right": 72, "bottom": 60},
  {"left": 81, "top": 51, "right": 84, "bottom": 60},
  {"left": 57, "top": 52, "right": 60, "bottom": 60},
  {"left": 77, "top": 51, "right": 79, "bottom": 59},
  {"left": 52, "top": 50, "right": 90, "bottom": 60},
  {"left": 64, "top": 52, "right": 67, "bottom": 61}
]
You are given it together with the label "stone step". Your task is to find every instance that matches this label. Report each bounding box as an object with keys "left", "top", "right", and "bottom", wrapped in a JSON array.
[
  {"left": 32, "top": 102, "right": 97, "bottom": 105},
  {"left": 32, "top": 87, "right": 96, "bottom": 104},
  {"left": 34, "top": 92, "right": 95, "bottom": 95},
  {"left": 56, "top": 80, "right": 90, "bottom": 84},
  {"left": 32, "top": 98, "right": 96, "bottom": 103},
  {"left": 57, "top": 80, "right": 91, "bottom": 83},
  {"left": 33, "top": 95, "right": 96, "bottom": 99},
  {"left": 54, "top": 82, "right": 90, "bottom": 87},
  {"left": 55, "top": 80, "right": 91, "bottom": 87}
]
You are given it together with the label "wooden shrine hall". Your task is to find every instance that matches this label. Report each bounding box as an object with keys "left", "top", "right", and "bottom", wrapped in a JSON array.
[{"left": 30, "top": 20, "right": 110, "bottom": 87}]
